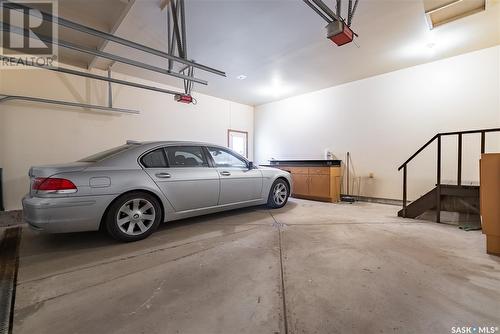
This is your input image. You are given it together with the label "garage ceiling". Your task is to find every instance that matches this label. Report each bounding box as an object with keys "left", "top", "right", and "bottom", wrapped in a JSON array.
[{"left": 50, "top": 0, "right": 500, "bottom": 105}]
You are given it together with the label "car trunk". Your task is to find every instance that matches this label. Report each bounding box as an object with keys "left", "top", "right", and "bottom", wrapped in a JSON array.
[{"left": 28, "top": 162, "right": 91, "bottom": 196}]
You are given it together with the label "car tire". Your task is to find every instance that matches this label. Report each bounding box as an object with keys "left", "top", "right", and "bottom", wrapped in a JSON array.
[
  {"left": 105, "top": 191, "right": 162, "bottom": 242},
  {"left": 267, "top": 178, "right": 289, "bottom": 209}
]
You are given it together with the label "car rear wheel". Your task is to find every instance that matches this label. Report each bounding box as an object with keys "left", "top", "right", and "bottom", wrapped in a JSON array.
[
  {"left": 105, "top": 192, "right": 162, "bottom": 242},
  {"left": 267, "top": 179, "right": 289, "bottom": 209}
]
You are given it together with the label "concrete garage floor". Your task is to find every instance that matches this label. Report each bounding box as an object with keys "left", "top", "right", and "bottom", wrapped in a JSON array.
[{"left": 13, "top": 199, "right": 500, "bottom": 334}]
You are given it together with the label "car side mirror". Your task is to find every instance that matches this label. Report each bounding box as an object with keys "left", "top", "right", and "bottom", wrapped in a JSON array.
[{"left": 248, "top": 161, "right": 254, "bottom": 169}]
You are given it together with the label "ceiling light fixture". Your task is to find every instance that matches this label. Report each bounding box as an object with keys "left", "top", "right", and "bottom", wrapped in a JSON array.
[
  {"left": 256, "top": 77, "right": 294, "bottom": 98},
  {"left": 236, "top": 75, "right": 247, "bottom": 80},
  {"left": 398, "top": 39, "right": 437, "bottom": 59},
  {"left": 396, "top": 25, "right": 465, "bottom": 60}
]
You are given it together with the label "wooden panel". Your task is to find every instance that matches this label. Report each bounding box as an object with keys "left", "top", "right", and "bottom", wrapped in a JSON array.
[
  {"left": 309, "top": 174, "right": 330, "bottom": 198},
  {"left": 329, "top": 166, "right": 341, "bottom": 202},
  {"left": 480, "top": 154, "right": 500, "bottom": 237},
  {"left": 288, "top": 167, "right": 309, "bottom": 175},
  {"left": 329, "top": 166, "right": 341, "bottom": 177},
  {"left": 291, "top": 174, "right": 309, "bottom": 196},
  {"left": 308, "top": 167, "right": 330, "bottom": 175}
]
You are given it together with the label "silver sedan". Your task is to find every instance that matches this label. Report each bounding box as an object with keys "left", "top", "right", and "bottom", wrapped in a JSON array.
[{"left": 22, "top": 141, "right": 291, "bottom": 241}]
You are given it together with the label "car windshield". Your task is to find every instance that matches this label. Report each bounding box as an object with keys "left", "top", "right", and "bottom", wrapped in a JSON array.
[{"left": 79, "top": 144, "right": 135, "bottom": 162}]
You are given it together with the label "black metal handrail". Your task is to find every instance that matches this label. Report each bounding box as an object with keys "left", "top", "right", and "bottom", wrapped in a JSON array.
[
  {"left": 398, "top": 127, "right": 500, "bottom": 222},
  {"left": 0, "top": 168, "right": 4, "bottom": 211}
]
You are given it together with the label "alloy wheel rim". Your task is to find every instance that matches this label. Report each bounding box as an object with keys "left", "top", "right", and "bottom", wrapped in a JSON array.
[
  {"left": 273, "top": 183, "right": 287, "bottom": 205},
  {"left": 116, "top": 199, "right": 156, "bottom": 236}
]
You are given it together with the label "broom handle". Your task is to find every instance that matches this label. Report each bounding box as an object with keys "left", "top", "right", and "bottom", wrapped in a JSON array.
[{"left": 346, "top": 152, "right": 350, "bottom": 196}]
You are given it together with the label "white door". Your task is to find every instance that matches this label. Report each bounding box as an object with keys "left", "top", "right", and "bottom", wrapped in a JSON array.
[{"left": 228, "top": 130, "right": 248, "bottom": 158}]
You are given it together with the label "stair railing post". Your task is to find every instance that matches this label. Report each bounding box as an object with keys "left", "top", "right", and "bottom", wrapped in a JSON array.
[
  {"left": 481, "top": 131, "right": 486, "bottom": 154},
  {"left": 403, "top": 165, "right": 407, "bottom": 218},
  {"left": 436, "top": 135, "right": 442, "bottom": 223},
  {"left": 457, "top": 133, "right": 462, "bottom": 186}
]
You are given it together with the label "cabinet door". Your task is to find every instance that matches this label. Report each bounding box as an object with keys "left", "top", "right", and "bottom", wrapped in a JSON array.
[
  {"left": 309, "top": 174, "right": 331, "bottom": 198},
  {"left": 291, "top": 173, "right": 309, "bottom": 196}
]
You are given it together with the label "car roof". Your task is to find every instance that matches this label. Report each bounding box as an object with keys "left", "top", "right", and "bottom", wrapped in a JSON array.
[
  {"left": 141, "top": 140, "right": 220, "bottom": 146},
  {"left": 93, "top": 141, "right": 245, "bottom": 168},
  {"left": 136, "top": 141, "right": 229, "bottom": 151}
]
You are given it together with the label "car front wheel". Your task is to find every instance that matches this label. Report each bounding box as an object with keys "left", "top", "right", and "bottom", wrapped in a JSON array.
[
  {"left": 267, "top": 179, "right": 289, "bottom": 209},
  {"left": 105, "top": 192, "right": 162, "bottom": 242}
]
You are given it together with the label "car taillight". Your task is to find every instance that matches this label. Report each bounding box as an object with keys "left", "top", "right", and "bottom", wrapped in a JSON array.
[{"left": 32, "top": 177, "right": 78, "bottom": 194}]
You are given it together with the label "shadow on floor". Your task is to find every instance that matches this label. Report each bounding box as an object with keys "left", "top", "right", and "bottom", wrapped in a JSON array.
[{"left": 19, "top": 201, "right": 298, "bottom": 258}]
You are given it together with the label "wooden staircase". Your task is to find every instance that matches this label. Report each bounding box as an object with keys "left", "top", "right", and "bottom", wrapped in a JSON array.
[
  {"left": 397, "top": 185, "right": 479, "bottom": 219},
  {"left": 398, "top": 128, "right": 500, "bottom": 223}
]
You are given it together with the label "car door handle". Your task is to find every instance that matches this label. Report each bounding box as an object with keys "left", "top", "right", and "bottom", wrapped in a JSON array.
[
  {"left": 155, "top": 173, "right": 171, "bottom": 179},
  {"left": 220, "top": 171, "right": 231, "bottom": 176}
]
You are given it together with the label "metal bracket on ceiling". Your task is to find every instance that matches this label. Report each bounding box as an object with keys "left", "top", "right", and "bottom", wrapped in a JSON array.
[
  {"left": 347, "top": 0, "right": 359, "bottom": 26},
  {"left": 165, "top": 0, "right": 197, "bottom": 103},
  {"left": 1, "top": 23, "right": 209, "bottom": 86},
  {"left": 0, "top": 94, "right": 140, "bottom": 114},
  {"left": 1, "top": 1, "right": 226, "bottom": 88},
  {"left": 108, "top": 69, "right": 113, "bottom": 108},
  {"left": 303, "top": 0, "right": 359, "bottom": 25},
  {"left": 1, "top": 56, "right": 184, "bottom": 96}
]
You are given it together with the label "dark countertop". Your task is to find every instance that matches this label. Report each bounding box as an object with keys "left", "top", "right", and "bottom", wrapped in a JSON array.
[{"left": 265, "top": 160, "right": 342, "bottom": 167}]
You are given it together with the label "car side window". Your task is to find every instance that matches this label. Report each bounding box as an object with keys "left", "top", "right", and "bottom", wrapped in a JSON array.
[
  {"left": 208, "top": 147, "right": 247, "bottom": 168},
  {"left": 165, "top": 146, "right": 209, "bottom": 167},
  {"left": 141, "top": 148, "right": 168, "bottom": 168}
]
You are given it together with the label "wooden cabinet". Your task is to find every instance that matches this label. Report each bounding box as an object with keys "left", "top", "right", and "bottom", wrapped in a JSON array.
[
  {"left": 309, "top": 174, "right": 331, "bottom": 198},
  {"left": 291, "top": 173, "right": 309, "bottom": 196},
  {"left": 276, "top": 165, "right": 341, "bottom": 203},
  {"left": 480, "top": 153, "right": 500, "bottom": 255}
]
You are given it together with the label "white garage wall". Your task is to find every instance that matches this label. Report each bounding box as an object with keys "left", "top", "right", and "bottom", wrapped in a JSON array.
[
  {"left": 255, "top": 46, "right": 500, "bottom": 201},
  {"left": 0, "top": 67, "right": 254, "bottom": 211}
]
